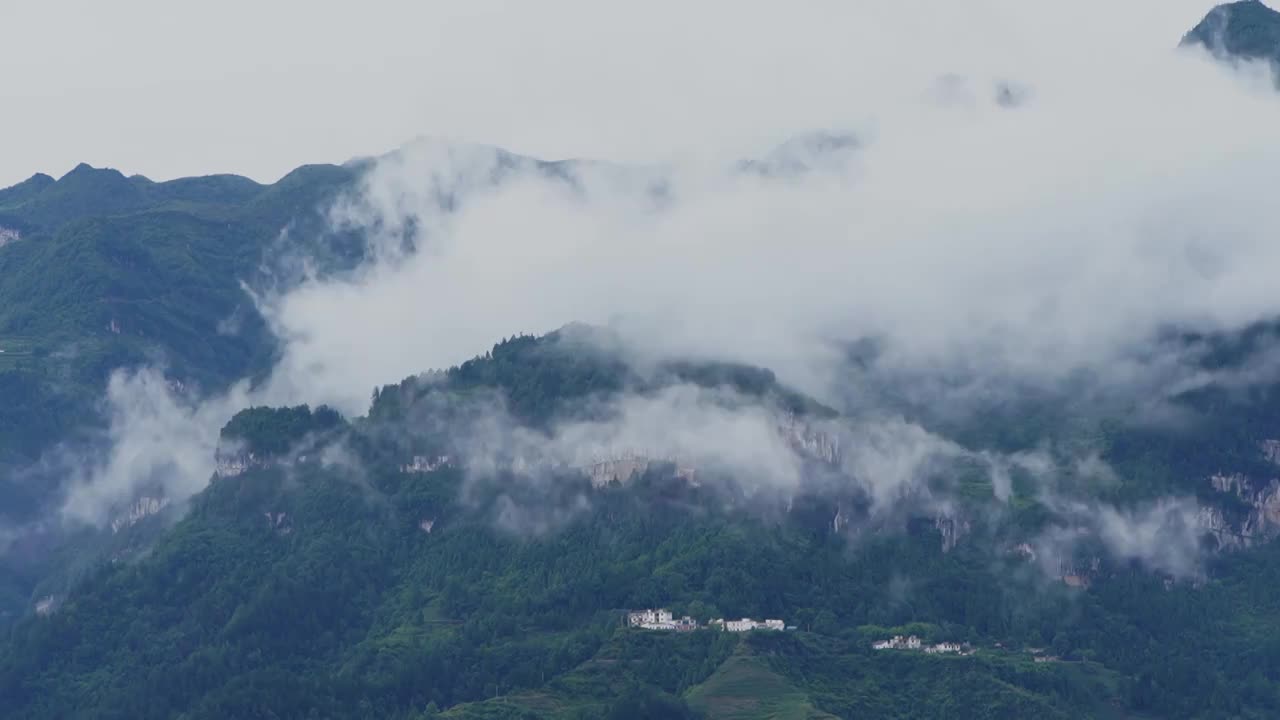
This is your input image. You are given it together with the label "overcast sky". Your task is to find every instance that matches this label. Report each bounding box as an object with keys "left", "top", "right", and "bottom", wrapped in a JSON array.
[{"left": 0, "top": 0, "right": 1224, "bottom": 188}]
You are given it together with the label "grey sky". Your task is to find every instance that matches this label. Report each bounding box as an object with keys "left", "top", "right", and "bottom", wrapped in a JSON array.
[{"left": 0, "top": 0, "right": 1220, "bottom": 188}]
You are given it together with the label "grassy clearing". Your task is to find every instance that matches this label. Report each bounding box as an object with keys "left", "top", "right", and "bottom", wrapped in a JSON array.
[{"left": 686, "top": 645, "right": 839, "bottom": 720}]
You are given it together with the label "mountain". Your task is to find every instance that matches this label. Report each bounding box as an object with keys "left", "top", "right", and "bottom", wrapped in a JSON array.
[
  {"left": 9, "top": 24, "right": 1280, "bottom": 712},
  {"left": 0, "top": 173, "right": 54, "bottom": 209},
  {"left": 1181, "top": 0, "right": 1280, "bottom": 65},
  {"left": 0, "top": 142, "right": 643, "bottom": 631},
  {"left": 0, "top": 161, "right": 359, "bottom": 497},
  {"left": 4, "top": 329, "right": 1280, "bottom": 718}
]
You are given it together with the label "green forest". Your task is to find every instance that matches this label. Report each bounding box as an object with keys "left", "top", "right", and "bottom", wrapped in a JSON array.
[{"left": 4, "top": 333, "right": 1280, "bottom": 719}]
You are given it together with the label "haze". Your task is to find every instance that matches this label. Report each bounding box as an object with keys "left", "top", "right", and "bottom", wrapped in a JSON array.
[{"left": 1, "top": 0, "right": 1222, "bottom": 187}]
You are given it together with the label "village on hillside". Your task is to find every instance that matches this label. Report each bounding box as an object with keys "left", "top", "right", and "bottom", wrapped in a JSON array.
[
  {"left": 872, "top": 635, "right": 973, "bottom": 655},
  {"left": 626, "top": 608, "right": 789, "bottom": 633}
]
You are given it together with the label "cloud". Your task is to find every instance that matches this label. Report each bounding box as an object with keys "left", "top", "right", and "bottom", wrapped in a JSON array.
[
  {"left": 38, "top": 2, "right": 1280, "bottom": 585},
  {"left": 475, "top": 384, "right": 809, "bottom": 490},
  {"left": 257, "top": 33, "right": 1280, "bottom": 417},
  {"left": 1033, "top": 497, "right": 1208, "bottom": 580},
  {"left": 58, "top": 369, "right": 246, "bottom": 525}
]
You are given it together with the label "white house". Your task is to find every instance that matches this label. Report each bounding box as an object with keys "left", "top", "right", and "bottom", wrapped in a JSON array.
[
  {"left": 873, "top": 635, "right": 923, "bottom": 650},
  {"left": 628, "top": 608, "right": 673, "bottom": 626},
  {"left": 672, "top": 616, "right": 698, "bottom": 632},
  {"left": 874, "top": 636, "right": 969, "bottom": 654},
  {"left": 924, "top": 642, "right": 963, "bottom": 654},
  {"left": 628, "top": 608, "right": 697, "bottom": 631},
  {"left": 711, "top": 617, "right": 786, "bottom": 633}
]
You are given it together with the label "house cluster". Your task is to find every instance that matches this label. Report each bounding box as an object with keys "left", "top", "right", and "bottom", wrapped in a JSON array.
[
  {"left": 710, "top": 617, "right": 786, "bottom": 632},
  {"left": 872, "top": 635, "right": 969, "bottom": 654},
  {"left": 627, "top": 608, "right": 787, "bottom": 633},
  {"left": 873, "top": 634, "right": 921, "bottom": 650},
  {"left": 627, "top": 608, "right": 698, "bottom": 632}
]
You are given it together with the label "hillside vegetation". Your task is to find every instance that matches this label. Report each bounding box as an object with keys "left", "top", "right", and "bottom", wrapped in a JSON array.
[{"left": 4, "top": 334, "right": 1280, "bottom": 718}]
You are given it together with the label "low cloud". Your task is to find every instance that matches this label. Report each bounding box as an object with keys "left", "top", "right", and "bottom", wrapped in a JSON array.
[
  {"left": 37, "top": 3, "right": 1280, "bottom": 586},
  {"left": 58, "top": 370, "right": 237, "bottom": 526},
  {"left": 1033, "top": 497, "right": 1208, "bottom": 580},
  {"left": 265, "top": 53, "right": 1280, "bottom": 416}
]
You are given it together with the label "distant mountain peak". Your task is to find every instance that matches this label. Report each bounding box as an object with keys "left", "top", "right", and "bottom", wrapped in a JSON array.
[
  {"left": 737, "top": 130, "right": 859, "bottom": 178},
  {"left": 1181, "top": 0, "right": 1280, "bottom": 63},
  {"left": 58, "top": 162, "right": 127, "bottom": 182},
  {"left": 0, "top": 173, "right": 55, "bottom": 211}
]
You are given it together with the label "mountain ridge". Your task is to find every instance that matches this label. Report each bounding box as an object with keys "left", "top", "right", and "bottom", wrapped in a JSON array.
[
  {"left": 6, "top": 326, "right": 1280, "bottom": 718},
  {"left": 1181, "top": 0, "right": 1280, "bottom": 64}
]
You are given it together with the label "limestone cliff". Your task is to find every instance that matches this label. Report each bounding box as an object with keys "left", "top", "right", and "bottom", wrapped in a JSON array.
[
  {"left": 110, "top": 496, "right": 170, "bottom": 534},
  {"left": 1201, "top": 470, "right": 1280, "bottom": 549}
]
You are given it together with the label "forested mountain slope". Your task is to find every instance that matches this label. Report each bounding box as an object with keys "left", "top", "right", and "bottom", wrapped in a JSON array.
[
  {"left": 0, "top": 161, "right": 358, "bottom": 478},
  {"left": 5, "top": 330, "right": 1280, "bottom": 719}
]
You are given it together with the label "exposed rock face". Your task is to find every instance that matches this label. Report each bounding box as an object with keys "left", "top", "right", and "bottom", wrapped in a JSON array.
[
  {"left": 1200, "top": 472, "right": 1280, "bottom": 548},
  {"left": 933, "top": 513, "right": 971, "bottom": 553},
  {"left": 1198, "top": 505, "right": 1247, "bottom": 549},
  {"left": 1057, "top": 557, "right": 1102, "bottom": 589},
  {"left": 585, "top": 454, "right": 648, "bottom": 486},
  {"left": 832, "top": 504, "right": 849, "bottom": 534},
  {"left": 264, "top": 511, "right": 291, "bottom": 535},
  {"left": 110, "top": 496, "right": 170, "bottom": 533},
  {"left": 401, "top": 455, "right": 451, "bottom": 473},
  {"left": 776, "top": 412, "right": 840, "bottom": 465},
  {"left": 34, "top": 595, "right": 58, "bottom": 617},
  {"left": 580, "top": 451, "right": 695, "bottom": 487},
  {"left": 215, "top": 452, "right": 259, "bottom": 477},
  {"left": 1262, "top": 439, "right": 1280, "bottom": 465}
]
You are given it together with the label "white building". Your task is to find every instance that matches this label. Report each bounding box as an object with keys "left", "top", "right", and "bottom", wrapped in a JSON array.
[
  {"left": 672, "top": 616, "right": 698, "bottom": 632},
  {"left": 627, "top": 608, "right": 698, "bottom": 631},
  {"left": 711, "top": 617, "right": 786, "bottom": 633},
  {"left": 874, "top": 636, "right": 969, "bottom": 654},
  {"left": 628, "top": 608, "right": 673, "bottom": 627},
  {"left": 873, "top": 635, "right": 923, "bottom": 650},
  {"left": 924, "top": 642, "right": 963, "bottom": 654}
]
